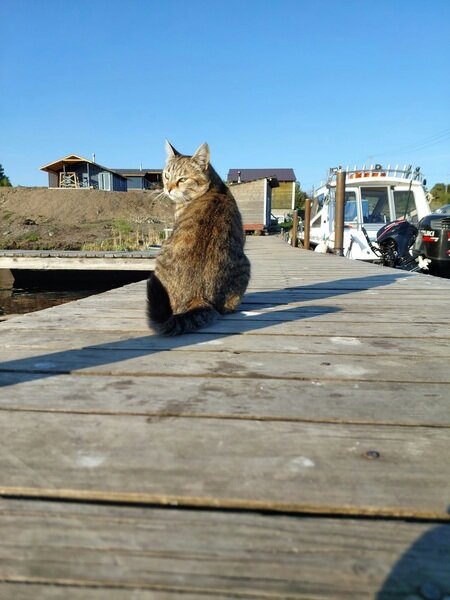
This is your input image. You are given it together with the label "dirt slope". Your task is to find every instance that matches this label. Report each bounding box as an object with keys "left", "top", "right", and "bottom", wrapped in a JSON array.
[{"left": 0, "top": 187, "right": 174, "bottom": 250}]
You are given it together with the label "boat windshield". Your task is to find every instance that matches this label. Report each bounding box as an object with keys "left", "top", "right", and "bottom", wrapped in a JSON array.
[
  {"left": 328, "top": 191, "right": 358, "bottom": 223},
  {"left": 343, "top": 192, "right": 358, "bottom": 221},
  {"left": 361, "top": 187, "right": 390, "bottom": 223},
  {"left": 393, "top": 190, "right": 419, "bottom": 223}
]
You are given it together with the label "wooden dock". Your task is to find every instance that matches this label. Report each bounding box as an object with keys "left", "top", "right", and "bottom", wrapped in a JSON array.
[
  {"left": 0, "top": 249, "right": 158, "bottom": 271},
  {"left": 1, "top": 235, "right": 450, "bottom": 599}
]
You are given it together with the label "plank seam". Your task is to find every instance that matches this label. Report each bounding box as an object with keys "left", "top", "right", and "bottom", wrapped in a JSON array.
[
  {"left": 0, "top": 405, "right": 449, "bottom": 429},
  {"left": 2, "top": 369, "right": 449, "bottom": 384},
  {"left": 1, "top": 489, "right": 449, "bottom": 522}
]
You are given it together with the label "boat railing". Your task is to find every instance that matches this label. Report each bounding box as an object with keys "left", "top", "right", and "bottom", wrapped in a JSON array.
[{"left": 326, "top": 164, "right": 425, "bottom": 184}]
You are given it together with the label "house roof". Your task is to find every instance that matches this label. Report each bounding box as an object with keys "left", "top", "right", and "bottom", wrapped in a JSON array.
[
  {"left": 40, "top": 154, "right": 91, "bottom": 172},
  {"left": 40, "top": 154, "right": 126, "bottom": 179},
  {"left": 227, "top": 168, "right": 296, "bottom": 183},
  {"left": 229, "top": 176, "right": 279, "bottom": 188}
]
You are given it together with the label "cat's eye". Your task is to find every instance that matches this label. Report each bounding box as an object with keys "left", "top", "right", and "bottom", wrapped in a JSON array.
[
  {"left": 178, "top": 177, "right": 187, "bottom": 183},
  {"left": 164, "top": 172, "right": 170, "bottom": 180}
]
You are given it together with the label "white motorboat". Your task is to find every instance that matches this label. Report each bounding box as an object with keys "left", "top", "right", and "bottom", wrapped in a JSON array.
[{"left": 301, "top": 165, "right": 431, "bottom": 261}]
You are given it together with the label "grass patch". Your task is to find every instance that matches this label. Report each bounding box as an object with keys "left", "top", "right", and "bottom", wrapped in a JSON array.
[
  {"left": 113, "top": 218, "right": 133, "bottom": 236},
  {"left": 22, "top": 232, "right": 40, "bottom": 242},
  {"left": 81, "top": 225, "right": 163, "bottom": 251}
]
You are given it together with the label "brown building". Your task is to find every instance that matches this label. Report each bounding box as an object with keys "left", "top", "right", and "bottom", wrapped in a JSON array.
[
  {"left": 227, "top": 177, "right": 279, "bottom": 233},
  {"left": 227, "top": 168, "right": 296, "bottom": 222}
]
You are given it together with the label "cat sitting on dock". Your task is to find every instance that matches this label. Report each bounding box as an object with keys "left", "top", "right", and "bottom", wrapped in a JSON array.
[{"left": 146, "top": 141, "right": 250, "bottom": 336}]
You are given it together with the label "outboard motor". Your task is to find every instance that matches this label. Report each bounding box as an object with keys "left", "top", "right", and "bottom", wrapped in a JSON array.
[
  {"left": 376, "top": 219, "right": 418, "bottom": 269},
  {"left": 361, "top": 220, "right": 419, "bottom": 270}
]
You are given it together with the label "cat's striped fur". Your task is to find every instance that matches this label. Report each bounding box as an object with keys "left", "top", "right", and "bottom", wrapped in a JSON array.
[{"left": 147, "top": 141, "right": 250, "bottom": 335}]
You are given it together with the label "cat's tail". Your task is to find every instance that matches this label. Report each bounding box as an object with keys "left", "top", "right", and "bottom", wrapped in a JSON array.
[
  {"left": 156, "top": 306, "right": 219, "bottom": 336},
  {"left": 147, "top": 274, "right": 219, "bottom": 336}
]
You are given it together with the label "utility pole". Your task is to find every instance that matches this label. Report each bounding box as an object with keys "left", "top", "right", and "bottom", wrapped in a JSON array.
[
  {"left": 303, "top": 199, "right": 312, "bottom": 250},
  {"left": 334, "top": 169, "right": 346, "bottom": 256},
  {"left": 291, "top": 210, "right": 299, "bottom": 248}
]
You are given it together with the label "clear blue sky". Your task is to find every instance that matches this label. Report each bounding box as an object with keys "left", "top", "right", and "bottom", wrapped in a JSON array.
[{"left": 1, "top": 0, "right": 449, "bottom": 191}]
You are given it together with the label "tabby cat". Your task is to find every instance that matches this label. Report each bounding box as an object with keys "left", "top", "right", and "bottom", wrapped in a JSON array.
[{"left": 146, "top": 141, "right": 251, "bottom": 335}]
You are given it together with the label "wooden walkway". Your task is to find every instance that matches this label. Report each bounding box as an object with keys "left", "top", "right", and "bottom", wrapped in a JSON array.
[
  {"left": 1, "top": 235, "right": 450, "bottom": 599},
  {"left": 0, "top": 249, "right": 158, "bottom": 271}
]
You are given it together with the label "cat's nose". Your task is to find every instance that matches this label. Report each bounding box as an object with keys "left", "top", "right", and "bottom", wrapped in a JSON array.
[{"left": 166, "top": 183, "right": 176, "bottom": 192}]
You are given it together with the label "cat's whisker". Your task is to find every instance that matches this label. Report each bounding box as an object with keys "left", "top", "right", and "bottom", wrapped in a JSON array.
[{"left": 148, "top": 189, "right": 167, "bottom": 204}]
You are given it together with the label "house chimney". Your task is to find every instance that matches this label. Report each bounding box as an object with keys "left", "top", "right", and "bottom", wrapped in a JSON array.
[
  {"left": 237, "top": 170, "right": 241, "bottom": 183},
  {"left": 92, "top": 153, "right": 96, "bottom": 163}
]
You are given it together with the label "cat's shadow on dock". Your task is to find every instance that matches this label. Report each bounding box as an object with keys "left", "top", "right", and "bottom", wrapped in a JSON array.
[
  {"left": 0, "top": 272, "right": 412, "bottom": 388},
  {"left": 376, "top": 516, "right": 450, "bottom": 599}
]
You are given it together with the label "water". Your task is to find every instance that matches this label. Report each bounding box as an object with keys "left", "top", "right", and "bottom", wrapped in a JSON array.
[
  {"left": 0, "top": 287, "right": 99, "bottom": 320},
  {"left": 0, "top": 269, "right": 149, "bottom": 320}
]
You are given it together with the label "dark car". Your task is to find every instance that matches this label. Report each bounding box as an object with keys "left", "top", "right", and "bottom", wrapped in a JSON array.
[{"left": 435, "top": 203, "right": 450, "bottom": 215}]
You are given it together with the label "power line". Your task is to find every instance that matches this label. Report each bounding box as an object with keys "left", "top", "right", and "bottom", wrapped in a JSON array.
[{"left": 369, "top": 127, "right": 450, "bottom": 158}]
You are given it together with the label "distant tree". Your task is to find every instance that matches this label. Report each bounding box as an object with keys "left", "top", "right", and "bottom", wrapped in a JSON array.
[
  {"left": 0, "top": 164, "right": 12, "bottom": 187},
  {"left": 294, "top": 182, "right": 309, "bottom": 217},
  {"left": 429, "top": 182, "right": 450, "bottom": 209}
]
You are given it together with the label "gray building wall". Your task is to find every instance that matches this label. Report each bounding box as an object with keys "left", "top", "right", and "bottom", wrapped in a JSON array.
[{"left": 110, "top": 173, "right": 127, "bottom": 191}]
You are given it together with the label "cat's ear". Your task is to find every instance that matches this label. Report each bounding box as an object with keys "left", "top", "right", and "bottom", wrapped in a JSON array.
[
  {"left": 165, "top": 140, "right": 180, "bottom": 159},
  {"left": 192, "top": 143, "right": 210, "bottom": 170}
]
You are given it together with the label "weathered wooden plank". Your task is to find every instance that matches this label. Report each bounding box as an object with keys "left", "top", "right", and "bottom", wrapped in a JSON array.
[
  {"left": 3, "top": 311, "right": 450, "bottom": 338},
  {"left": 12, "top": 306, "right": 449, "bottom": 323},
  {"left": 0, "top": 255, "right": 155, "bottom": 271},
  {"left": 1, "top": 346, "right": 449, "bottom": 384},
  {"left": 2, "top": 313, "right": 448, "bottom": 338},
  {"left": 2, "top": 329, "right": 450, "bottom": 357},
  {"left": 0, "top": 586, "right": 218, "bottom": 600},
  {"left": 54, "top": 306, "right": 448, "bottom": 329},
  {"left": 0, "top": 374, "right": 448, "bottom": 427},
  {"left": 85, "top": 272, "right": 448, "bottom": 291},
  {"left": 8, "top": 284, "right": 450, "bottom": 309},
  {"left": 0, "top": 413, "right": 449, "bottom": 518},
  {"left": 77, "top": 292, "right": 450, "bottom": 310},
  {"left": 1, "top": 500, "right": 450, "bottom": 599},
  {"left": 41, "top": 297, "right": 450, "bottom": 317}
]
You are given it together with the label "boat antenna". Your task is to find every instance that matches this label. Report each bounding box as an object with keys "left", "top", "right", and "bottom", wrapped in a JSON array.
[{"left": 404, "top": 178, "right": 413, "bottom": 221}]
